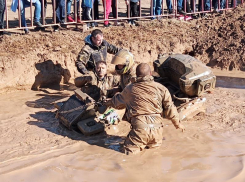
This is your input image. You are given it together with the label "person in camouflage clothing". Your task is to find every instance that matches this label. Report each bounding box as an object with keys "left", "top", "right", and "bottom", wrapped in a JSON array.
[
  {"left": 105, "top": 63, "right": 185, "bottom": 155},
  {"left": 111, "top": 49, "right": 137, "bottom": 91},
  {"left": 75, "top": 60, "right": 120, "bottom": 102},
  {"left": 76, "top": 29, "right": 121, "bottom": 75}
]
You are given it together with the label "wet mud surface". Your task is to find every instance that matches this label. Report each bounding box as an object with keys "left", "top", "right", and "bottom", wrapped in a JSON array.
[{"left": 0, "top": 75, "right": 244, "bottom": 182}]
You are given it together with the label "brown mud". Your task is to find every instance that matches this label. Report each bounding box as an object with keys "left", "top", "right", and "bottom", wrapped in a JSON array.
[
  {"left": 0, "top": 5, "right": 245, "bottom": 182},
  {"left": 1, "top": 6, "right": 245, "bottom": 91}
]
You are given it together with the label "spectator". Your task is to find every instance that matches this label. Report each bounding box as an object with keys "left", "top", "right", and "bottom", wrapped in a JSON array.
[
  {"left": 52, "top": 0, "right": 66, "bottom": 31},
  {"left": 94, "top": 0, "right": 99, "bottom": 20},
  {"left": 102, "top": 0, "right": 111, "bottom": 27},
  {"left": 40, "top": 0, "right": 47, "bottom": 23},
  {"left": 126, "top": 0, "right": 139, "bottom": 25},
  {"left": 231, "top": 0, "right": 237, "bottom": 8},
  {"left": 198, "top": 0, "right": 210, "bottom": 16},
  {"left": 82, "top": 0, "right": 98, "bottom": 27},
  {"left": 151, "top": 0, "right": 173, "bottom": 20},
  {"left": 177, "top": 0, "right": 187, "bottom": 14},
  {"left": 112, "top": 0, "right": 119, "bottom": 25},
  {"left": 185, "top": 0, "right": 198, "bottom": 18},
  {"left": 66, "top": 0, "right": 83, "bottom": 23},
  {"left": 76, "top": 29, "right": 121, "bottom": 74},
  {"left": 11, "top": 0, "right": 43, "bottom": 34},
  {"left": 0, "top": 0, "right": 9, "bottom": 35},
  {"left": 213, "top": 0, "right": 225, "bottom": 12},
  {"left": 67, "top": 0, "right": 75, "bottom": 22}
]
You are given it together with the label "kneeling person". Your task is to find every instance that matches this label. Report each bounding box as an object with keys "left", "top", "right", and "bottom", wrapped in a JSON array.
[{"left": 105, "top": 63, "right": 185, "bottom": 154}]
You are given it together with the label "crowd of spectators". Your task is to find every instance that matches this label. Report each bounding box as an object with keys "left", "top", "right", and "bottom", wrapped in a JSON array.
[{"left": 0, "top": 0, "right": 240, "bottom": 35}]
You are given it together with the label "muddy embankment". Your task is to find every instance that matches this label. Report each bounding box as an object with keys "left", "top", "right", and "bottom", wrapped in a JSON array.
[{"left": 0, "top": 6, "right": 245, "bottom": 92}]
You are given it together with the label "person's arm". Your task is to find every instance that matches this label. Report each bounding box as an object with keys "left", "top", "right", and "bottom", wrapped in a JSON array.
[
  {"left": 107, "top": 86, "right": 121, "bottom": 98},
  {"left": 162, "top": 87, "right": 185, "bottom": 131},
  {"left": 105, "top": 89, "right": 126, "bottom": 109},
  {"left": 74, "top": 72, "right": 96, "bottom": 88},
  {"left": 76, "top": 46, "right": 91, "bottom": 74},
  {"left": 104, "top": 40, "right": 122, "bottom": 55}
]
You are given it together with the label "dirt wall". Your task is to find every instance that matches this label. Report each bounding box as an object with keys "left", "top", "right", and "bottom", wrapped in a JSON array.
[{"left": 0, "top": 6, "right": 245, "bottom": 91}]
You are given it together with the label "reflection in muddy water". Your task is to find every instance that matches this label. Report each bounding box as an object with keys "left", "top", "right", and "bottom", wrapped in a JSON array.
[{"left": 1, "top": 129, "right": 245, "bottom": 182}]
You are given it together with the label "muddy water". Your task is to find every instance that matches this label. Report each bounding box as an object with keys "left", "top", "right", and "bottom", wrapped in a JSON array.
[
  {"left": 1, "top": 129, "right": 245, "bottom": 182},
  {"left": 0, "top": 73, "right": 245, "bottom": 182}
]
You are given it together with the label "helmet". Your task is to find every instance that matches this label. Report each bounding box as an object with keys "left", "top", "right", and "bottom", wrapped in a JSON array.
[{"left": 111, "top": 49, "right": 134, "bottom": 74}]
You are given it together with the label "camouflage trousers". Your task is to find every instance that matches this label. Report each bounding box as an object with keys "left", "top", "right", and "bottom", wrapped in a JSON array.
[{"left": 123, "top": 114, "right": 164, "bottom": 155}]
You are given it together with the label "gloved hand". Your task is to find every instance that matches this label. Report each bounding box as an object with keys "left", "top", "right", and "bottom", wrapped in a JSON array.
[
  {"left": 85, "top": 75, "right": 93, "bottom": 83},
  {"left": 103, "top": 98, "right": 113, "bottom": 107}
]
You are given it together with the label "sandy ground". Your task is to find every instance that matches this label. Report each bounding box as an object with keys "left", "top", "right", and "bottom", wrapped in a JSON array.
[{"left": 0, "top": 4, "right": 245, "bottom": 182}]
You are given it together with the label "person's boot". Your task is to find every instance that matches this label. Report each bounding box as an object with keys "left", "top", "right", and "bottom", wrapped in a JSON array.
[
  {"left": 67, "top": 15, "right": 74, "bottom": 22},
  {"left": 77, "top": 16, "right": 82, "bottom": 23},
  {"left": 34, "top": 21, "right": 43, "bottom": 27}
]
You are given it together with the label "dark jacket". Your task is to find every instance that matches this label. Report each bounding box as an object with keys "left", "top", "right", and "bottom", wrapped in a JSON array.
[{"left": 76, "top": 35, "right": 121, "bottom": 74}]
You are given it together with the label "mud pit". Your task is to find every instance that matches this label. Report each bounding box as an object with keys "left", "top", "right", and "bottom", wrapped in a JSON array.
[{"left": 0, "top": 6, "right": 245, "bottom": 182}]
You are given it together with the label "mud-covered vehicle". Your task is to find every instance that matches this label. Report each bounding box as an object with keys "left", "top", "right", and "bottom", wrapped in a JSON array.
[
  {"left": 153, "top": 53, "right": 216, "bottom": 121},
  {"left": 54, "top": 89, "right": 120, "bottom": 136}
]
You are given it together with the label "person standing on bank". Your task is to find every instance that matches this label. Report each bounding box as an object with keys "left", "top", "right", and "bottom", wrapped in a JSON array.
[
  {"left": 105, "top": 63, "right": 185, "bottom": 155},
  {"left": 0, "top": 0, "right": 6, "bottom": 35},
  {"left": 76, "top": 29, "right": 121, "bottom": 75}
]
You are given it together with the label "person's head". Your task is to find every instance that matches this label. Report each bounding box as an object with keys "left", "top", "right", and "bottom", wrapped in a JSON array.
[
  {"left": 91, "top": 29, "right": 103, "bottom": 47},
  {"left": 111, "top": 49, "right": 134, "bottom": 75},
  {"left": 136, "top": 63, "right": 152, "bottom": 77},
  {"left": 95, "top": 61, "right": 107, "bottom": 78}
]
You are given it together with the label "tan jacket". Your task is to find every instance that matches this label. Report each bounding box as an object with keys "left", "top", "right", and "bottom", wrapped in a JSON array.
[
  {"left": 75, "top": 72, "right": 120, "bottom": 101},
  {"left": 110, "top": 75, "right": 180, "bottom": 127}
]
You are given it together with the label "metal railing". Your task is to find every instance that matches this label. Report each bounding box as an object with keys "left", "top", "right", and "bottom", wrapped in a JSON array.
[{"left": 0, "top": 0, "right": 244, "bottom": 33}]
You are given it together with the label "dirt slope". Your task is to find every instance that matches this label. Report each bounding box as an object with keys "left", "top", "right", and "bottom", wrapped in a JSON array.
[{"left": 0, "top": 6, "right": 245, "bottom": 91}]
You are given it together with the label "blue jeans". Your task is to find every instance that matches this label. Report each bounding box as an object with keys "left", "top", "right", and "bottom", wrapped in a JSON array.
[
  {"left": 52, "top": 0, "right": 65, "bottom": 23},
  {"left": 177, "top": 0, "right": 183, "bottom": 10},
  {"left": 178, "top": 0, "right": 196, "bottom": 11},
  {"left": 20, "top": 0, "right": 41, "bottom": 29},
  {"left": 67, "top": 0, "right": 80, "bottom": 15},
  {"left": 152, "top": 0, "right": 172, "bottom": 16},
  {"left": 213, "top": 0, "right": 225, "bottom": 9},
  {"left": 198, "top": 0, "right": 210, "bottom": 11},
  {"left": 0, "top": 0, "right": 5, "bottom": 29}
]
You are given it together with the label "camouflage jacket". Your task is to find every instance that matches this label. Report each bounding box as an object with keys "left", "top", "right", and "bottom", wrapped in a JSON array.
[
  {"left": 110, "top": 75, "right": 180, "bottom": 127},
  {"left": 76, "top": 35, "right": 121, "bottom": 74},
  {"left": 74, "top": 72, "right": 120, "bottom": 101}
]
